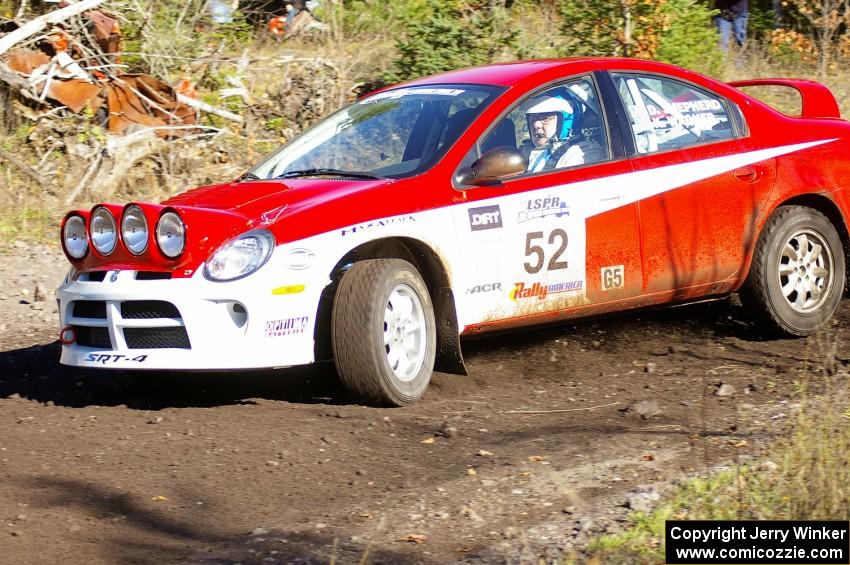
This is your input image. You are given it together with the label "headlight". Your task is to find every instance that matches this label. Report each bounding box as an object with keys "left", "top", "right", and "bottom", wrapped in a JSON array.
[
  {"left": 204, "top": 230, "right": 275, "bottom": 282},
  {"left": 63, "top": 215, "right": 88, "bottom": 259},
  {"left": 90, "top": 207, "right": 117, "bottom": 255},
  {"left": 122, "top": 205, "right": 148, "bottom": 255},
  {"left": 156, "top": 211, "right": 185, "bottom": 258}
]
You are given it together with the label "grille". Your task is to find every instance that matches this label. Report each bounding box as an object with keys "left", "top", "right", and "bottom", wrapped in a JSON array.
[
  {"left": 72, "top": 300, "right": 107, "bottom": 319},
  {"left": 73, "top": 326, "right": 112, "bottom": 348},
  {"left": 136, "top": 271, "right": 172, "bottom": 281},
  {"left": 124, "top": 327, "right": 191, "bottom": 349},
  {"left": 84, "top": 271, "right": 107, "bottom": 282},
  {"left": 121, "top": 301, "right": 181, "bottom": 319}
]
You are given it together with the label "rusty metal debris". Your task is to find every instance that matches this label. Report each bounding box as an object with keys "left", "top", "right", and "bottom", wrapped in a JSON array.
[{"left": 0, "top": 0, "right": 241, "bottom": 138}]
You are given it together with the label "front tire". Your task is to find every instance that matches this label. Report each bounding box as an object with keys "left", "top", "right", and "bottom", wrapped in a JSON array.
[
  {"left": 740, "top": 205, "right": 845, "bottom": 336},
  {"left": 332, "top": 259, "right": 436, "bottom": 406}
]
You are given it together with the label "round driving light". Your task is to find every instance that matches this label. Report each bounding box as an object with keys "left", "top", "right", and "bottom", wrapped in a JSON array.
[
  {"left": 91, "top": 207, "right": 117, "bottom": 255},
  {"left": 59, "top": 326, "right": 76, "bottom": 345},
  {"left": 122, "top": 205, "right": 149, "bottom": 255},
  {"left": 63, "top": 215, "right": 88, "bottom": 259},
  {"left": 156, "top": 211, "right": 185, "bottom": 258}
]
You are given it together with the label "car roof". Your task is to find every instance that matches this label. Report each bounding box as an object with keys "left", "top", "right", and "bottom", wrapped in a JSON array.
[{"left": 400, "top": 57, "right": 690, "bottom": 88}]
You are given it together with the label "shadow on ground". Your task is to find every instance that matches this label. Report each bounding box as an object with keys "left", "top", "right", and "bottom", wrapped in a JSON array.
[
  {"left": 16, "top": 475, "right": 421, "bottom": 565},
  {"left": 0, "top": 342, "right": 355, "bottom": 410}
]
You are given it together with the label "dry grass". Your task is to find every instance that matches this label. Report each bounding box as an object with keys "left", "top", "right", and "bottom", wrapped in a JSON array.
[
  {"left": 1, "top": 6, "right": 850, "bottom": 245},
  {"left": 589, "top": 329, "right": 850, "bottom": 563}
]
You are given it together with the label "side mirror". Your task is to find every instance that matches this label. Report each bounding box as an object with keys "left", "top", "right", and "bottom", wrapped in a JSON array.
[{"left": 456, "top": 147, "right": 527, "bottom": 187}]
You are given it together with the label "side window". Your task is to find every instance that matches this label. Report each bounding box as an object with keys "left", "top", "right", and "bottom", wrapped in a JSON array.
[
  {"left": 466, "top": 76, "right": 610, "bottom": 176},
  {"left": 611, "top": 72, "right": 738, "bottom": 155}
]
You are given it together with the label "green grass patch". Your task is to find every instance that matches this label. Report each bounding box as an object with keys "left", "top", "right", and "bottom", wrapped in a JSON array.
[{"left": 0, "top": 206, "right": 60, "bottom": 244}]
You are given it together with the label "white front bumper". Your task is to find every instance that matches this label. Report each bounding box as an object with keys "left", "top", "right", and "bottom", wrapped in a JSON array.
[{"left": 57, "top": 265, "right": 323, "bottom": 371}]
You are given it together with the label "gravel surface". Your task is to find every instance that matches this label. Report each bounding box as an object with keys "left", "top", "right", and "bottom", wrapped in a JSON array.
[{"left": 0, "top": 243, "right": 844, "bottom": 564}]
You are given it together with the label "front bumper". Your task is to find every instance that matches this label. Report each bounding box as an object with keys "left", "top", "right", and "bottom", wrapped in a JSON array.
[{"left": 57, "top": 266, "right": 321, "bottom": 371}]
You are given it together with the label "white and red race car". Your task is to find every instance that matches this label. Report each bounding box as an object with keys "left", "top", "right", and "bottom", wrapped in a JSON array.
[{"left": 58, "top": 58, "right": 850, "bottom": 405}]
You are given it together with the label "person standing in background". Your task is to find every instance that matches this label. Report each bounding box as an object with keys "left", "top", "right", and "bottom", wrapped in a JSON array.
[{"left": 714, "top": 0, "right": 749, "bottom": 50}]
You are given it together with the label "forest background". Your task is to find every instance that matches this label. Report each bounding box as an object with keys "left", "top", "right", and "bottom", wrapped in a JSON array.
[{"left": 0, "top": 0, "right": 845, "bottom": 239}]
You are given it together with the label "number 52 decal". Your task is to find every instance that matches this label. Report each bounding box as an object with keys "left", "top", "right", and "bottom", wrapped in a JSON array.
[{"left": 524, "top": 229, "right": 568, "bottom": 274}]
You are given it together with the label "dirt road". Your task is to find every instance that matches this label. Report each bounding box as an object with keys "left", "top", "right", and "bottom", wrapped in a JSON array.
[{"left": 0, "top": 244, "right": 843, "bottom": 564}]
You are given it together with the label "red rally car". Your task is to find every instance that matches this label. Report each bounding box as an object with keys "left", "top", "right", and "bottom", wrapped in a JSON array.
[{"left": 58, "top": 58, "right": 850, "bottom": 405}]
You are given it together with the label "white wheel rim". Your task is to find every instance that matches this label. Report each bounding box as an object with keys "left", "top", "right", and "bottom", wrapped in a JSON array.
[
  {"left": 778, "top": 228, "right": 834, "bottom": 314},
  {"left": 383, "top": 283, "right": 427, "bottom": 382}
]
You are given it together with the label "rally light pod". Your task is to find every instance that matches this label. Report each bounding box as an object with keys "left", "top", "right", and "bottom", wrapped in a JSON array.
[
  {"left": 62, "top": 214, "right": 88, "bottom": 259},
  {"left": 90, "top": 207, "right": 117, "bottom": 255},
  {"left": 156, "top": 210, "right": 185, "bottom": 258},
  {"left": 121, "top": 205, "right": 149, "bottom": 255}
]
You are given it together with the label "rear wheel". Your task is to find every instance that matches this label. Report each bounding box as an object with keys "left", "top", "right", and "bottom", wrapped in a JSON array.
[
  {"left": 331, "top": 259, "right": 436, "bottom": 406},
  {"left": 740, "top": 205, "right": 845, "bottom": 336}
]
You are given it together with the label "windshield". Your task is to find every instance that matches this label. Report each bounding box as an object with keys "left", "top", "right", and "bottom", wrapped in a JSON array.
[{"left": 248, "top": 84, "right": 504, "bottom": 180}]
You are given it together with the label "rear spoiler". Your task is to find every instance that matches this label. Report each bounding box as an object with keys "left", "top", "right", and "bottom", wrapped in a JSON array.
[{"left": 728, "top": 78, "right": 841, "bottom": 119}]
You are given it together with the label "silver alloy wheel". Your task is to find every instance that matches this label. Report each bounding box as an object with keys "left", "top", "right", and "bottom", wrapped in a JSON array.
[
  {"left": 383, "top": 283, "right": 427, "bottom": 382},
  {"left": 778, "top": 228, "right": 834, "bottom": 314}
]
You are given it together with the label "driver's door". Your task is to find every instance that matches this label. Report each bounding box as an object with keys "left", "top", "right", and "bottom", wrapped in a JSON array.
[{"left": 453, "top": 75, "right": 643, "bottom": 330}]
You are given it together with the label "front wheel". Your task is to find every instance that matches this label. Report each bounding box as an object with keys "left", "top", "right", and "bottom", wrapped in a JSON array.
[
  {"left": 740, "top": 205, "right": 845, "bottom": 336},
  {"left": 331, "top": 259, "right": 436, "bottom": 406}
]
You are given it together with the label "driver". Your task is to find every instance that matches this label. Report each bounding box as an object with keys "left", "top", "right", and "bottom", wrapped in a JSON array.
[{"left": 520, "top": 94, "right": 603, "bottom": 172}]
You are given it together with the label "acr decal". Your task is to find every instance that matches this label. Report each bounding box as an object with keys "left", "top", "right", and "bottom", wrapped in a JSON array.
[
  {"left": 468, "top": 205, "right": 502, "bottom": 231},
  {"left": 341, "top": 215, "right": 416, "bottom": 236},
  {"left": 523, "top": 229, "right": 568, "bottom": 274},
  {"left": 85, "top": 353, "right": 148, "bottom": 364},
  {"left": 272, "top": 284, "right": 306, "bottom": 295},
  {"left": 601, "top": 265, "right": 625, "bottom": 291},
  {"left": 265, "top": 316, "right": 309, "bottom": 337},
  {"left": 518, "top": 196, "right": 570, "bottom": 223},
  {"left": 466, "top": 283, "right": 502, "bottom": 294},
  {"left": 509, "top": 280, "right": 584, "bottom": 302}
]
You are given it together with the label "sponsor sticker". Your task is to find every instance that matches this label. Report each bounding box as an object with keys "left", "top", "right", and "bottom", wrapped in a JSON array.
[
  {"left": 466, "top": 283, "right": 502, "bottom": 294},
  {"left": 341, "top": 216, "right": 416, "bottom": 236},
  {"left": 85, "top": 353, "right": 148, "bottom": 364},
  {"left": 468, "top": 205, "right": 502, "bottom": 231},
  {"left": 365, "top": 87, "right": 466, "bottom": 103},
  {"left": 265, "top": 316, "right": 309, "bottom": 337},
  {"left": 601, "top": 265, "right": 625, "bottom": 291},
  {"left": 509, "top": 280, "right": 583, "bottom": 301},
  {"left": 518, "top": 196, "right": 571, "bottom": 223}
]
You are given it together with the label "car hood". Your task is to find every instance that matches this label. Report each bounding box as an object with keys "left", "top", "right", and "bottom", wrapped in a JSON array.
[
  {"left": 164, "top": 178, "right": 392, "bottom": 218},
  {"left": 163, "top": 176, "right": 446, "bottom": 245}
]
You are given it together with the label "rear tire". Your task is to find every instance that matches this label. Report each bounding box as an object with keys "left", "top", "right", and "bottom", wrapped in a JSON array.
[
  {"left": 331, "top": 259, "right": 436, "bottom": 406},
  {"left": 740, "top": 205, "right": 845, "bottom": 336}
]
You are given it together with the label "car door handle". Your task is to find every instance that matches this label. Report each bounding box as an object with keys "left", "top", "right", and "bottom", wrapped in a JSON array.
[{"left": 733, "top": 166, "right": 760, "bottom": 183}]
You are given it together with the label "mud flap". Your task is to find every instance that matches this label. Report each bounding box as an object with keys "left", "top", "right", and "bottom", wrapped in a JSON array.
[{"left": 433, "top": 287, "right": 467, "bottom": 376}]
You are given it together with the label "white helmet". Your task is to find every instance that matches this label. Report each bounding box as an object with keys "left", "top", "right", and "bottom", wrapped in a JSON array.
[{"left": 525, "top": 95, "right": 575, "bottom": 140}]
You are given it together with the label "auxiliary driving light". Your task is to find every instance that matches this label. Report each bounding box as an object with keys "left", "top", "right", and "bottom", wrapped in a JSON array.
[{"left": 90, "top": 207, "right": 117, "bottom": 255}]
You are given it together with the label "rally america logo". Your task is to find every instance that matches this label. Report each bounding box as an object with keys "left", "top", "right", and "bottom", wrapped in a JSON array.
[
  {"left": 468, "top": 205, "right": 502, "bottom": 231},
  {"left": 510, "top": 280, "right": 583, "bottom": 301}
]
